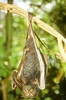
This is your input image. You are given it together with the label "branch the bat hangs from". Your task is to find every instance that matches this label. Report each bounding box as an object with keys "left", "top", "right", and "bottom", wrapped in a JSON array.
[{"left": 11, "top": 12, "right": 48, "bottom": 98}]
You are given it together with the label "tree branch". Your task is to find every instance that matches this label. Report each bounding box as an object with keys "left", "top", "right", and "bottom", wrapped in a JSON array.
[{"left": 0, "top": 2, "right": 66, "bottom": 61}]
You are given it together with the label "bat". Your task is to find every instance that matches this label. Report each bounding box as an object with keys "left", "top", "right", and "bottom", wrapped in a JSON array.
[{"left": 11, "top": 12, "right": 48, "bottom": 98}]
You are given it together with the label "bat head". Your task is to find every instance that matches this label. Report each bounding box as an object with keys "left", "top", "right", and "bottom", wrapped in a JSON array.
[{"left": 22, "top": 84, "right": 40, "bottom": 98}]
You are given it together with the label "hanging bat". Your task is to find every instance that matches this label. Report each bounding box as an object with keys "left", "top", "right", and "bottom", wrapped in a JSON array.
[{"left": 11, "top": 12, "right": 48, "bottom": 98}]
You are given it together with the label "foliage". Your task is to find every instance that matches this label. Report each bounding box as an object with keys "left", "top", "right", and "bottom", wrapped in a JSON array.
[{"left": 0, "top": 0, "right": 66, "bottom": 100}]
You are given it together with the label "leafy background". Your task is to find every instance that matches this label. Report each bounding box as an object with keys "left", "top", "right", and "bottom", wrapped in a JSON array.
[{"left": 0, "top": 0, "right": 66, "bottom": 100}]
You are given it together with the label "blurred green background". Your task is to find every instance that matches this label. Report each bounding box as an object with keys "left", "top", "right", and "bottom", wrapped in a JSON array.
[{"left": 0, "top": 0, "right": 66, "bottom": 100}]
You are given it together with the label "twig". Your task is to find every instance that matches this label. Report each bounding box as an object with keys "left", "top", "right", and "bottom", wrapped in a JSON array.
[
  {"left": 57, "top": 38, "right": 66, "bottom": 62},
  {"left": 35, "top": 32, "right": 48, "bottom": 49},
  {"left": 0, "top": 2, "right": 65, "bottom": 42},
  {"left": 2, "top": 80, "right": 7, "bottom": 100},
  {"left": 0, "top": 2, "right": 66, "bottom": 61}
]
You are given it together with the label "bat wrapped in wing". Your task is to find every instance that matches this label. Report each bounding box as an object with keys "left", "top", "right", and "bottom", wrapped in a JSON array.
[{"left": 11, "top": 12, "right": 48, "bottom": 98}]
